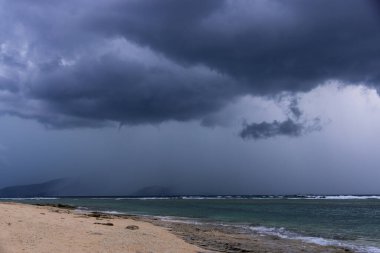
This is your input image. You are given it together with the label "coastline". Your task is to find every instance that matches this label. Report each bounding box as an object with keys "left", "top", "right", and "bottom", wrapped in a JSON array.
[
  {"left": 0, "top": 202, "right": 354, "bottom": 253},
  {"left": 140, "top": 216, "right": 354, "bottom": 253},
  {"left": 0, "top": 202, "right": 206, "bottom": 253}
]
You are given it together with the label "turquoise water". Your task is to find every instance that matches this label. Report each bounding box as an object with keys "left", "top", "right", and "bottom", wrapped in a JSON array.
[{"left": 3, "top": 196, "right": 380, "bottom": 252}]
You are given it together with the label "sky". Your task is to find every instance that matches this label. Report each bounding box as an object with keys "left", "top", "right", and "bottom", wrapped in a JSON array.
[{"left": 0, "top": 0, "right": 380, "bottom": 195}]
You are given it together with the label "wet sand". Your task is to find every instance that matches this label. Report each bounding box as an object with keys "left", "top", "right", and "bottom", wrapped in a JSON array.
[
  {"left": 0, "top": 202, "right": 354, "bottom": 253},
  {"left": 147, "top": 218, "right": 353, "bottom": 253}
]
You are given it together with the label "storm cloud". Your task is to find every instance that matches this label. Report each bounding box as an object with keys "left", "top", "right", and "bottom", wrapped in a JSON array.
[
  {"left": 240, "top": 119, "right": 303, "bottom": 139},
  {"left": 240, "top": 116, "right": 322, "bottom": 139},
  {"left": 0, "top": 0, "right": 380, "bottom": 130}
]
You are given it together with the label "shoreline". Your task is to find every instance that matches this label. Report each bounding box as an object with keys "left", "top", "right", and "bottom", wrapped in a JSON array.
[
  {"left": 0, "top": 202, "right": 355, "bottom": 253},
  {"left": 136, "top": 214, "right": 354, "bottom": 253},
  {"left": 0, "top": 202, "right": 206, "bottom": 253}
]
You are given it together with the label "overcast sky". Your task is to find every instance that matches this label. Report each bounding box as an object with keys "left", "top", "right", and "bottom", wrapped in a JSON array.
[{"left": 0, "top": 0, "right": 380, "bottom": 195}]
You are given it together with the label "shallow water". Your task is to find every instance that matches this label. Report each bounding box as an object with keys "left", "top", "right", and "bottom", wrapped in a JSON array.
[{"left": 2, "top": 196, "right": 380, "bottom": 252}]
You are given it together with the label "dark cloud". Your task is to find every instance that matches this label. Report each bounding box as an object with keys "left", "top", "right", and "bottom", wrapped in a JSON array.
[
  {"left": 0, "top": 76, "right": 18, "bottom": 93},
  {"left": 240, "top": 119, "right": 303, "bottom": 139},
  {"left": 240, "top": 95, "right": 322, "bottom": 140},
  {"left": 0, "top": 0, "right": 379, "bottom": 129},
  {"left": 97, "top": 0, "right": 380, "bottom": 94},
  {"left": 288, "top": 98, "right": 302, "bottom": 120},
  {"left": 240, "top": 116, "right": 321, "bottom": 140},
  {"left": 28, "top": 52, "right": 235, "bottom": 127}
]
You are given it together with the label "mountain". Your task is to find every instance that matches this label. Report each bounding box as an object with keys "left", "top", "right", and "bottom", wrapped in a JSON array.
[
  {"left": 133, "top": 186, "right": 174, "bottom": 196},
  {"left": 0, "top": 178, "right": 78, "bottom": 198},
  {"left": 0, "top": 180, "right": 176, "bottom": 198}
]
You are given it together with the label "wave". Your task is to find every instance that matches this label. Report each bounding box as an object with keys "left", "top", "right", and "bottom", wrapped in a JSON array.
[
  {"left": 100, "top": 210, "right": 126, "bottom": 215},
  {"left": 0, "top": 197, "right": 60, "bottom": 200},
  {"left": 113, "top": 195, "right": 380, "bottom": 200},
  {"left": 116, "top": 195, "right": 281, "bottom": 200},
  {"left": 115, "top": 197, "right": 172, "bottom": 200},
  {"left": 46, "top": 202, "right": 380, "bottom": 253},
  {"left": 150, "top": 215, "right": 380, "bottom": 253},
  {"left": 2, "top": 195, "right": 380, "bottom": 200},
  {"left": 249, "top": 226, "right": 380, "bottom": 253},
  {"left": 315, "top": 195, "right": 380, "bottom": 200},
  {"left": 156, "top": 215, "right": 204, "bottom": 225},
  {"left": 179, "top": 195, "right": 380, "bottom": 200},
  {"left": 281, "top": 195, "right": 380, "bottom": 200},
  {"left": 180, "top": 196, "right": 229, "bottom": 200}
]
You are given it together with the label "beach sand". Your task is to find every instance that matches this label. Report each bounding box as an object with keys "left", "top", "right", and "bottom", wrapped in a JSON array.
[
  {"left": 0, "top": 202, "right": 206, "bottom": 253},
  {"left": 0, "top": 202, "right": 354, "bottom": 253}
]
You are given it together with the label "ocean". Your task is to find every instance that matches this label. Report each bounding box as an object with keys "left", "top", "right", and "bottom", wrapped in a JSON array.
[{"left": 2, "top": 195, "right": 380, "bottom": 253}]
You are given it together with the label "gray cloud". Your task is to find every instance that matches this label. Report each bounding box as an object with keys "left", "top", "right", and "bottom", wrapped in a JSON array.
[
  {"left": 96, "top": 0, "right": 380, "bottom": 93},
  {"left": 240, "top": 116, "right": 322, "bottom": 140},
  {"left": 240, "top": 119, "right": 303, "bottom": 139},
  {"left": 240, "top": 95, "right": 322, "bottom": 139},
  {"left": 0, "top": 0, "right": 379, "bottom": 129},
  {"left": 287, "top": 98, "right": 302, "bottom": 120}
]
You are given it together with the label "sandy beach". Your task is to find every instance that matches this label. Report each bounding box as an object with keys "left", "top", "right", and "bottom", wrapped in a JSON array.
[
  {"left": 0, "top": 202, "right": 354, "bottom": 253},
  {"left": 0, "top": 202, "right": 206, "bottom": 253}
]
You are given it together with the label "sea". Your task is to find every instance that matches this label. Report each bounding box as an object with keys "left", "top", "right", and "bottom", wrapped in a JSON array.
[{"left": 1, "top": 195, "right": 380, "bottom": 253}]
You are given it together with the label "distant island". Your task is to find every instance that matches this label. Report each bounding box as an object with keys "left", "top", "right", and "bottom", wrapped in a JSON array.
[{"left": 0, "top": 179, "right": 176, "bottom": 198}]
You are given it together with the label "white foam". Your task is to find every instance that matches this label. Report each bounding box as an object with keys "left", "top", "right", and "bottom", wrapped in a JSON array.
[
  {"left": 284, "top": 195, "right": 380, "bottom": 200},
  {"left": 115, "top": 197, "right": 171, "bottom": 200},
  {"left": 101, "top": 210, "right": 126, "bottom": 215},
  {"left": 76, "top": 195, "right": 380, "bottom": 200},
  {"left": 181, "top": 196, "right": 223, "bottom": 200},
  {"left": 0, "top": 197, "right": 60, "bottom": 200},
  {"left": 249, "top": 225, "right": 380, "bottom": 253},
  {"left": 156, "top": 215, "right": 203, "bottom": 225},
  {"left": 321, "top": 195, "right": 380, "bottom": 200}
]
